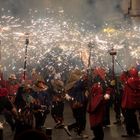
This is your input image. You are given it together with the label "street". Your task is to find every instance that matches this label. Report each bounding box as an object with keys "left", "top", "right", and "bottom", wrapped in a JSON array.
[{"left": 1, "top": 103, "right": 140, "bottom": 140}]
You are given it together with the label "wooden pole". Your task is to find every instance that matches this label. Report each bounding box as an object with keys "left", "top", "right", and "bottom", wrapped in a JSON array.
[
  {"left": 23, "top": 38, "right": 29, "bottom": 80},
  {"left": 109, "top": 48, "right": 117, "bottom": 80}
]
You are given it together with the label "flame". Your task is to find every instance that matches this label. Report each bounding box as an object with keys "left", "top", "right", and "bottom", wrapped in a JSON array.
[
  {"left": 81, "top": 49, "right": 89, "bottom": 68},
  {"left": 103, "top": 27, "right": 116, "bottom": 33}
]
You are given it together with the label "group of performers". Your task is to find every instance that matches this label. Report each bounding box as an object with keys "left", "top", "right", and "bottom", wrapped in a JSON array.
[{"left": 0, "top": 66, "right": 140, "bottom": 140}]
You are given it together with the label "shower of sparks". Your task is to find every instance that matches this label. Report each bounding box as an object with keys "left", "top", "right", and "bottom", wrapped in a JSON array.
[{"left": 0, "top": 8, "right": 140, "bottom": 77}]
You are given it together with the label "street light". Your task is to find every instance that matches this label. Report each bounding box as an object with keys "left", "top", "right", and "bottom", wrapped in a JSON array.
[{"left": 23, "top": 34, "right": 29, "bottom": 80}]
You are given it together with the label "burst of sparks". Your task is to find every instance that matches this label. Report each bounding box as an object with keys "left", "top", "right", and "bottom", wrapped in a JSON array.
[{"left": 0, "top": 8, "right": 140, "bottom": 76}]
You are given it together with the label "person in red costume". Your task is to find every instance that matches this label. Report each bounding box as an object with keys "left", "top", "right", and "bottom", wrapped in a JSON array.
[
  {"left": 87, "top": 82, "right": 110, "bottom": 140},
  {"left": 0, "top": 86, "right": 18, "bottom": 131},
  {"left": 120, "top": 67, "right": 140, "bottom": 137}
]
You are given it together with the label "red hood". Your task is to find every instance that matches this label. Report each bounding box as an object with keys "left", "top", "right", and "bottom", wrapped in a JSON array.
[
  {"left": 127, "top": 77, "right": 140, "bottom": 90},
  {"left": 129, "top": 68, "right": 138, "bottom": 78}
]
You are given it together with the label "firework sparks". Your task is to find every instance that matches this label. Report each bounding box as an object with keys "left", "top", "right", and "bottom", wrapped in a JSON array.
[{"left": 0, "top": 8, "right": 140, "bottom": 77}]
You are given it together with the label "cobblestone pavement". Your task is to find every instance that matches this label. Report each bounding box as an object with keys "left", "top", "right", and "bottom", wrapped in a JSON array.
[{"left": 1, "top": 104, "right": 140, "bottom": 140}]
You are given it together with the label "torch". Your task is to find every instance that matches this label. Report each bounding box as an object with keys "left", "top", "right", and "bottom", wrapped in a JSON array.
[
  {"left": 23, "top": 34, "right": 29, "bottom": 80},
  {"left": 109, "top": 48, "right": 117, "bottom": 80}
]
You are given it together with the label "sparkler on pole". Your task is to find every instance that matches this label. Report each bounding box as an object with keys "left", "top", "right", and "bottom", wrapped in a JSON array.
[
  {"left": 87, "top": 42, "right": 94, "bottom": 89},
  {"left": 0, "top": 40, "right": 1, "bottom": 62},
  {"left": 0, "top": 40, "right": 2, "bottom": 81},
  {"left": 115, "top": 59, "right": 125, "bottom": 71},
  {"left": 0, "top": 40, "right": 5, "bottom": 83},
  {"left": 109, "top": 48, "right": 117, "bottom": 80},
  {"left": 88, "top": 42, "right": 94, "bottom": 68},
  {"left": 23, "top": 34, "right": 29, "bottom": 80}
]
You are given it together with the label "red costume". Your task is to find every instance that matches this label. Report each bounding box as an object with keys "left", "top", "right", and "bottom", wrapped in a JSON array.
[
  {"left": 87, "top": 83, "right": 107, "bottom": 140},
  {"left": 121, "top": 68, "right": 140, "bottom": 109},
  {"left": 120, "top": 68, "right": 140, "bottom": 136},
  {"left": 87, "top": 83, "right": 105, "bottom": 128}
]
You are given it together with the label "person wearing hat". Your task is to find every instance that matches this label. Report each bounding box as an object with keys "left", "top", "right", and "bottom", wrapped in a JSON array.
[
  {"left": 31, "top": 80, "right": 50, "bottom": 129},
  {"left": 14, "top": 85, "right": 36, "bottom": 135},
  {"left": 64, "top": 72, "right": 89, "bottom": 138},
  {"left": 9, "top": 74, "right": 17, "bottom": 80},
  {"left": 50, "top": 73, "right": 65, "bottom": 129}
]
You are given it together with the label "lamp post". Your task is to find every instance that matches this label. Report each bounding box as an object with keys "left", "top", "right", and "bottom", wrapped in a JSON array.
[
  {"left": 109, "top": 48, "right": 117, "bottom": 80},
  {"left": 23, "top": 35, "right": 29, "bottom": 80}
]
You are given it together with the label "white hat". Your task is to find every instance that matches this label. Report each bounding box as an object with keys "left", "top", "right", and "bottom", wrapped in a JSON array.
[{"left": 9, "top": 74, "right": 17, "bottom": 80}]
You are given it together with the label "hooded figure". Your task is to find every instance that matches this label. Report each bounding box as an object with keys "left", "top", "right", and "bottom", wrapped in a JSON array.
[
  {"left": 87, "top": 82, "right": 109, "bottom": 140},
  {"left": 87, "top": 83, "right": 105, "bottom": 127},
  {"left": 121, "top": 68, "right": 140, "bottom": 109},
  {"left": 121, "top": 67, "right": 140, "bottom": 137}
]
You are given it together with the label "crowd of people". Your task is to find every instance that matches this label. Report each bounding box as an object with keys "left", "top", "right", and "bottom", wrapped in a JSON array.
[{"left": 0, "top": 66, "right": 140, "bottom": 140}]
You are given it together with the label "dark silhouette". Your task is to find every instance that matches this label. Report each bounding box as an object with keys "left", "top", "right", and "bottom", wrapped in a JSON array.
[{"left": 14, "top": 129, "right": 48, "bottom": 140}]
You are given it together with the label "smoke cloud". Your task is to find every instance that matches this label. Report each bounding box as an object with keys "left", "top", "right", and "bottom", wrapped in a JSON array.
[
  {"left": 0, "top": 0, "right": 139, "bottom": 76},
  {"left": 0, "top": 0, "right": 124, "bottom": 28}
]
